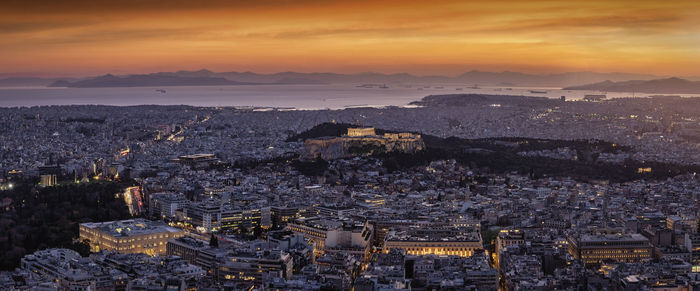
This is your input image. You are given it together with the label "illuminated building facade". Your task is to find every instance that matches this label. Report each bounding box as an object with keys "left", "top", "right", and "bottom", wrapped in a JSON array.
[
  {"left": 495, "top": 229, "right": 525, "bottom": 270},
  {"left": 79, "top": 219, "right": 185, "bottom": 256},
  {"left": 185, "top": 200, "right": 221, "bottom": 233},
  {"left": 217, "top": 250, "right": 293, "bottom": 287},
  {"left": 166, "top": 237, "right": 209, "bottom": 265},
  {"left": 305, "top": 127, "right": 424, "bottom": 160},
  {"left": 691, "top": 233, "right": 700, "bottom": 273},
  {"left": 383, "top": 227, "right": 483, "bottom": 257},
  {"left": 287, "top": 218, "right": 373, "bottom": 261},
  {"left": 39, "top": 174, "right": 57, "bottom": 187},
  {"left": 271, "top": 206, "right": 299, "bottom": 227},
  {"left": 220, "top": 207, "right": 269, "bottom": 233},
  {"left": 121, "top": 186, "right": 144, "bottom": 216},
  {"left": 666, "top": 215, "right": 698, "bottom": 233},
  {"left": 166, "top": 237, "right": 228, "bottom": 275},
  {"left": 347, "top": 127, "right": 377, "bottom": 137},
  {"left": 568, "top": 234, "right": 652, "bottom": 267}
]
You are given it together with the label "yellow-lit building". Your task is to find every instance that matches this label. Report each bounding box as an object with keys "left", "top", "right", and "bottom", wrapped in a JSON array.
[
  {"left": 39, "top": 174, "right": 57, "bottom": 187},
  {"left": 383, "top": 227, "right": 483, "bottom": 257},
  {"left": 79, "top": 218, "right": 185, "bottom": 256},
  {"left": 495, "top": 229, "right": 525, "bottom": 270},
  {"left": 218, "top": 250, "right": 293, "bottom": 287},
  {"left": 347, "top": 127, "right": 376, "bottom": 137},
  {"left": 568, "top": 234, "right": 652, "bottom": 267},
  {"left": 305, "top": 127, "right": 424, "bottom": 160}
]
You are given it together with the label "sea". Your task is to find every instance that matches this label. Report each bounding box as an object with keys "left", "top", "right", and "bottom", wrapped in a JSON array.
[{"left": 0, "top": 84, "right": 691, "bottom": 110}]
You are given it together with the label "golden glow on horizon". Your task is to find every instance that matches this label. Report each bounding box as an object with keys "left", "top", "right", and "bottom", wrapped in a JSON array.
[{"left": 1, "top": 0, "right": 699, "bottom": 77}]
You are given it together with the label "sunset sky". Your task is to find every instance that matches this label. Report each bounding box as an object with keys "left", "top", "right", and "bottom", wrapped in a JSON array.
[{"left": 2, "top": 0, "right": 700, "bottom": 77}]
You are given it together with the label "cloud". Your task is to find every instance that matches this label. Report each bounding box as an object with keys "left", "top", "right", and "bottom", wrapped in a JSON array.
[
  {"left": 0, "top": 20, "right": 94, "bottom": 34},
  {"left": 0, "top": 0, "right": 347, "bottom": 14},
  {"left": 1, "top": 0, "right": 699, "bottom": 76},
  {"left": 498, "top": 14, "right": 685, "bottom": 34},
  {"left": 32, "top": 27, "right": 206, "bottom": 46}
]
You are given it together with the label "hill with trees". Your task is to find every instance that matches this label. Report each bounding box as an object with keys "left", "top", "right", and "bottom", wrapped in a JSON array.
[{"left": 290, "top": 122, "right": 698, "bottom": 182}]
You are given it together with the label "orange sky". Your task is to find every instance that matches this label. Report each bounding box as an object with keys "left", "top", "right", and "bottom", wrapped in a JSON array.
[{"left": 2, "top": 0, "right": 699, "bottom": 77}]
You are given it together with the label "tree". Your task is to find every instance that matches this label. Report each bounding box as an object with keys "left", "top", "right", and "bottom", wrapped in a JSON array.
[
  {"left": 209, "top": 234, "right": 219, "bottom": 247},
  {"left": 253, "top": 225, "right": 263, "bottom": 238},
  {"left": 238, "top": 225, "right": 249, "bottom": 235},
  {"left": 70, "top": 240, "right": 91, "bottom": 257},
  {"left": 0, "top": 179, "right": 133, "bottom": 270}
]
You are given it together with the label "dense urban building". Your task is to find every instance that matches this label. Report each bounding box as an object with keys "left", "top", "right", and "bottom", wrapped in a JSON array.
[
  {"left": 384, "top": 226, "right": 483, "bottom": 257},
  {"left": 1, "top": 94, "right": 699, "bottom": 290},
  {"left": 79, "top": 218, "right": 186, "bottom": 255},
  {"left": 568, "top": 234, "right": 653, "bottom": 266}
]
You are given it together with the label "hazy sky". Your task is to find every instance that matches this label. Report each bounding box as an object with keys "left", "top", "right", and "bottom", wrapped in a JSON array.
[{"left": 2, "top": 0, "right": 699, "bottom": 77}]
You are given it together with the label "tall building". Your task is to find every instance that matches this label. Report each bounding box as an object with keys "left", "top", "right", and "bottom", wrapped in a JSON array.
[
  {"left": 79, "top": 218, "right": 185, "bottom": 256},
  {"left": 287, "top": 218, "right": 373, "bottom": 261},
  {"left": 149, "top": 192, "right": 188, "bottom": 219},
  {"left": 495, "top": 229, "right": 525, "bottom": 270},
  {"left": 220, "top": 206, "right": 269, "bottom": 233},
  {"left": 271, "top": 206, "right": 298, "bottom": 227},
  {"left": 185, "top": 199, "right": 221, "bottom": 233},
  {"left": 218, "top": 250, "right": 293, "bottom": 287},
  {"left": 689, "top": 233, "right": 700, "bottom": 273},
  {"left": 667, "top": 215, "right": 698, "bottom": 233},
  {"left": 567, "top": 234, "right": 652, "bottom": 266},
  {"left": 166, "top": 237, "right": 209, "bottom": 265}
]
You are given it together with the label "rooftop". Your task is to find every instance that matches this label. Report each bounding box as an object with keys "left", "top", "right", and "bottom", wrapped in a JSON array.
[
  {"left": 579, "top": 233, "right": 648, "bottom": 243},
  {"left": 81, "top": 218, "right": 182, "bottom": 237}
]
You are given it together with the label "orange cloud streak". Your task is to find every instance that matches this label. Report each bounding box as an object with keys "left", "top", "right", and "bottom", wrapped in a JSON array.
[{"left": 1, "top": 0, "right": 699, "bottom": 77}]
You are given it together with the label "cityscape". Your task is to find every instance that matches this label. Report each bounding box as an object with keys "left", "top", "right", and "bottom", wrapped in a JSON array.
[{"left": 1, "top": 1, "right": 700, "bottom": 291}]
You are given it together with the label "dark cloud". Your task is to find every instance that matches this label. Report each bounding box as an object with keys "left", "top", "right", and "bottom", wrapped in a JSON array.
[
  {"left": 34, "top": 27, "right": 205, "bottom": 45},
  {"left": 0, "top": 19, "right": 99, "bottom": 34},
  {"left": 244, "top": 24, "right": 429, "bottom": 39}
]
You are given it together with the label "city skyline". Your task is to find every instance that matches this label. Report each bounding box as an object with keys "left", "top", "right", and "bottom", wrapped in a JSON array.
[{"left": 1, "top": 1, "right": 699, "bottom": 290}]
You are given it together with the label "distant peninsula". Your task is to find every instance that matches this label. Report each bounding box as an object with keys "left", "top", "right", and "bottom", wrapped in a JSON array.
[{"left": 563, "top": 77, "right": 700, "bottom": 94}]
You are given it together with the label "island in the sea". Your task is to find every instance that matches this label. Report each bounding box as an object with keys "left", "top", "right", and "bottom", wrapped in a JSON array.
[{"left": 563, "top": 77, "right": 700, "bottom": 94}]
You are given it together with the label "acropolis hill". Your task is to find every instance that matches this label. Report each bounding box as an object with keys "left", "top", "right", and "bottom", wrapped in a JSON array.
[{"left": 304, "top": 127, "right": 424, "bottom": 160}]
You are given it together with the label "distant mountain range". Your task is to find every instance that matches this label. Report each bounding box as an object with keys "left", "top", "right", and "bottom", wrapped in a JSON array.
[
  {"left": 0, "top": 77, "right": 77, "bottom": 87},
  {"left": 563, "top": 77, "right": 700, "bottom": 94},
  {"left": 0, "top": 69, "right": 698, "bottom": 88},
  {"left": 47, "top": 74, "right": 260, "bottom": 88}
]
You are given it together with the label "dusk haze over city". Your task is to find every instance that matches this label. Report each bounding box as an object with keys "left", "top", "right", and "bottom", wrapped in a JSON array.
[{"left": 0, "top": 1, "right": 699, "bottom": 290}]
